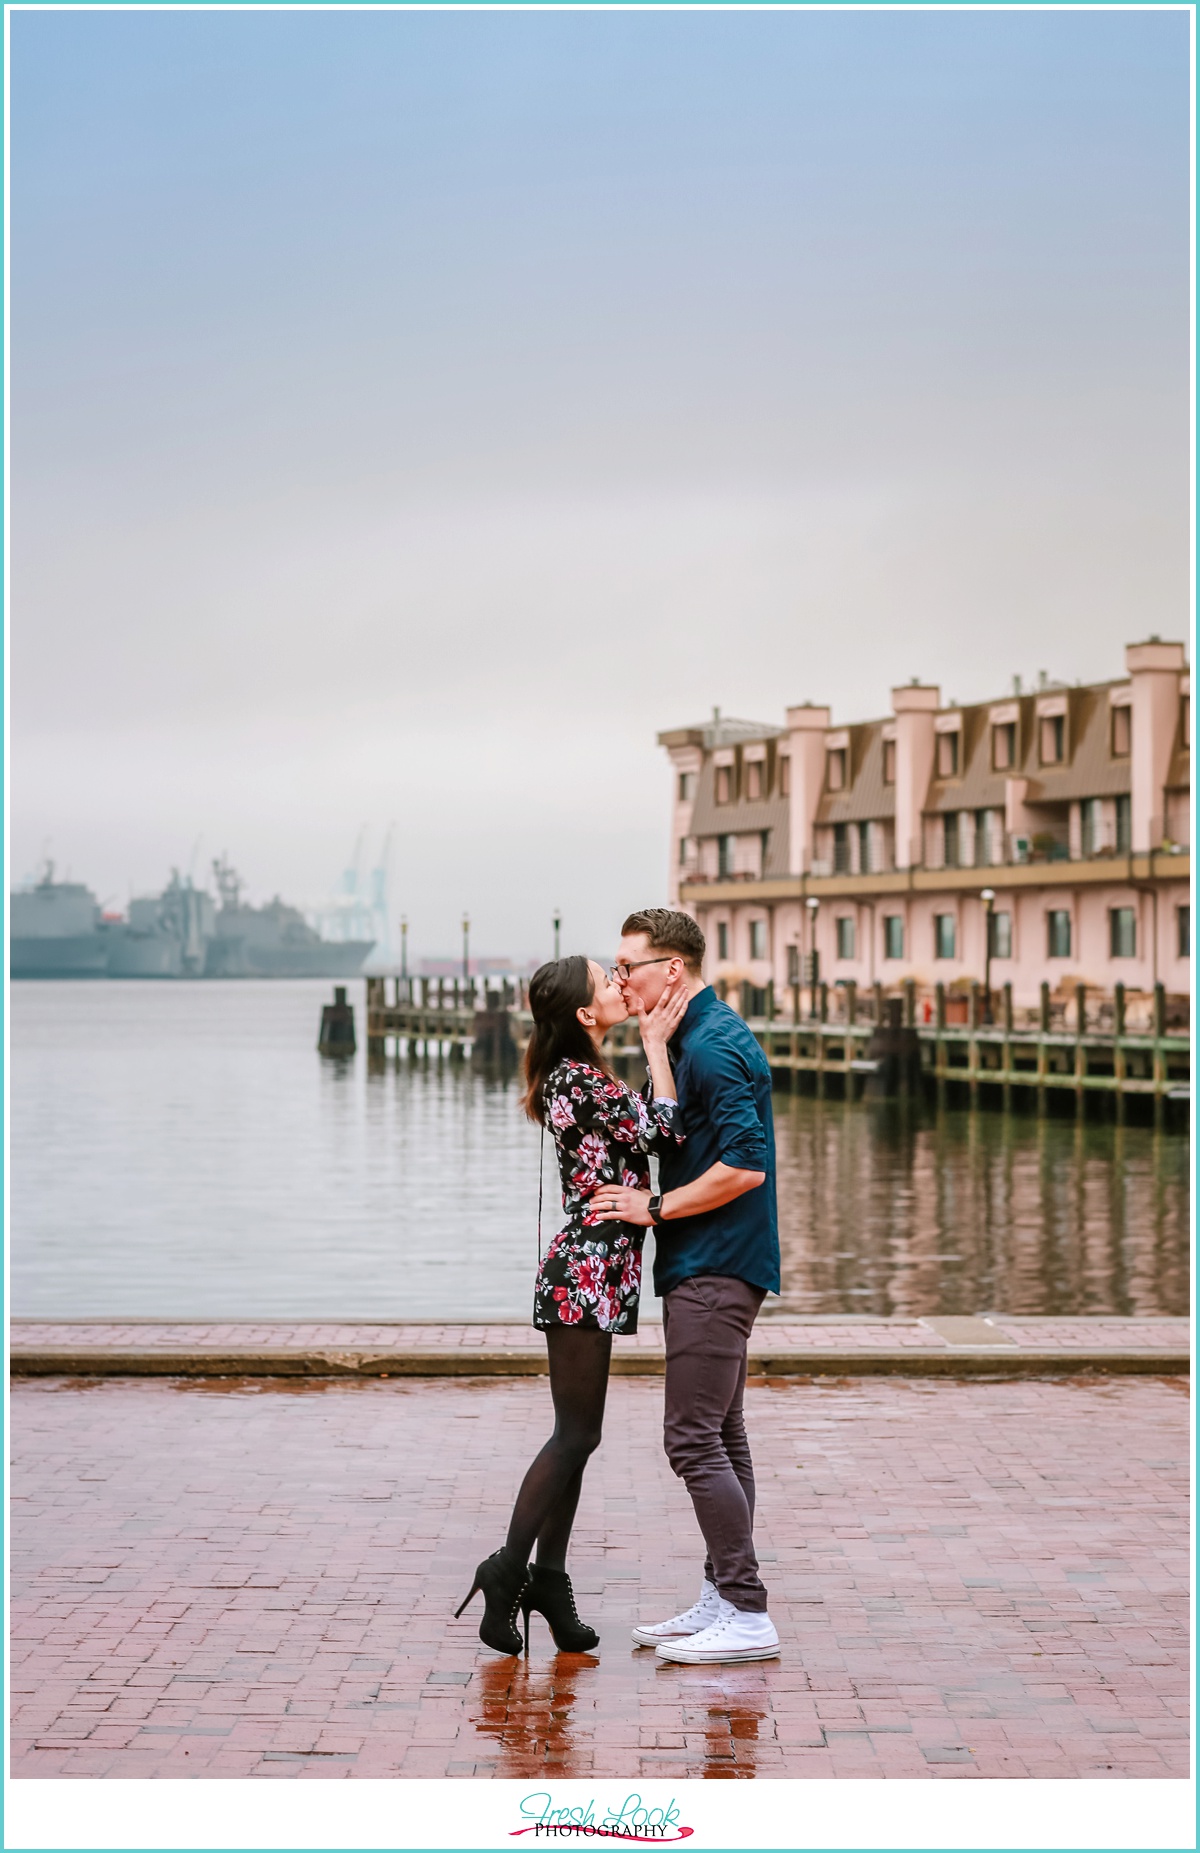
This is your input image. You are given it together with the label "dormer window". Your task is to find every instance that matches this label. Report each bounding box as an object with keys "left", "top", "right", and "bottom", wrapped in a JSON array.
[
  {"left": 1040, "top": 714, "right": 1065, "bottom": 765},
  {"left": 936, "top": 732, "right": 960, "bottom": 778},
  {"left": 826, "top": 749, "right": 847, "bottom": 791},
  {"left": 715, "top": 766, "right": 733, "bottom": 804},
  {"left": 882, "top": 739, "right": 896, "bottom": 784},
  {"left": 746, "top": 761, "right": 764, "bottom": 801},
  {"left": 1111, "top": 704, "right": 1131, "bottom": 757},
  {"left": 677, "top": 772, "right": 694, "bottom": 802},
  {"left": 992, "top": 722, "right": 1017, "bottom": 771},
  {"left": 779, "top": 755, "right": 791, "bottom": 796}
]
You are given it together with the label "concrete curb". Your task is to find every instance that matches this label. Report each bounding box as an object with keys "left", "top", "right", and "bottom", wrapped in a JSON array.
[{"left": 9, "top": 1346, "right": 1189, "bottom": 1379}]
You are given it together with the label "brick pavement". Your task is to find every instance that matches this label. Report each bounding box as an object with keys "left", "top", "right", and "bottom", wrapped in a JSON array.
[{"left": 10, "top": 1374, "right": 1188, "bottom": 1780}]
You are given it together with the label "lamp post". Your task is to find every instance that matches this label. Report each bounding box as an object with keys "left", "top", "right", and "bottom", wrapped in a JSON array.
[
  {"left": 805, "top": 896, "right": 819, "bottom": 1020},
  {"left": 981, "top": 888, "right": 995, "bottom": 1025},
  {"left": 461, "top": 913, "right": 470, "bottom": 982},
  {"left": 553, "top": 911, "right": 561, "bottom": 961}
]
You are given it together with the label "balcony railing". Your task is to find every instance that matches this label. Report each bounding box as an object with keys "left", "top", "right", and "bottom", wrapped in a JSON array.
[{"left": 685, "top": 827, "right": 1188, "bottom": 887}]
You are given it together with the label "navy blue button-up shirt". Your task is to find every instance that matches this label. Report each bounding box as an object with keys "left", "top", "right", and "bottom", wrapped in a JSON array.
[{"left": 652, "top": 985, "right": 780, "bottom": 1298}]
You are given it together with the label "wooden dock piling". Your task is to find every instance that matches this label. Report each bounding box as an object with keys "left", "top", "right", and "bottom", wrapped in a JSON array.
[{"left": 351, "top": 976, "right": 1187, "bottom": 1116}]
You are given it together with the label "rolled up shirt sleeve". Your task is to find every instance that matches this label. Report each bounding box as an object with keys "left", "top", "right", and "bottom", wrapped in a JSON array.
[{"left": 692, "top": 1042, "right": 768, "bottom": 1172}]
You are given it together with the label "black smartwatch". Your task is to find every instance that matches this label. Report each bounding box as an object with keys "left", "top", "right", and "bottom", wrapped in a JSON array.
[{"left": 647, "top": 1193, "right": 665, "bottom": 1226}]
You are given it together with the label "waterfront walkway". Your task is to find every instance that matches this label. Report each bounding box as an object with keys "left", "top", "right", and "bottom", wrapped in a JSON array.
[
  {"left": 9, "top": 1315, "right": 1190, "bottom": 1378},
  {"left": 10, "top": 1372, "right": 1187, "bottom": 1779}
]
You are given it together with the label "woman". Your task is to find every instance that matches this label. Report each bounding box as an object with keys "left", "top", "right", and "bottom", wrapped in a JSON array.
[{"left": 455, "top": 954, "right": 686, "bottom": 1655}]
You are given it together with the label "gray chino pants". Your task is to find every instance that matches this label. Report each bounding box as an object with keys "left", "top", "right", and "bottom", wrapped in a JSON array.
[{"left": 661, "top": 1273, "right": 768, "bottom": 1613}]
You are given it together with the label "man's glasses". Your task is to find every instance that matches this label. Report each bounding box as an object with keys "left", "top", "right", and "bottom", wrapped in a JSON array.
[{"left": 610, "top": 957, "right": 673, "bottom": 982}]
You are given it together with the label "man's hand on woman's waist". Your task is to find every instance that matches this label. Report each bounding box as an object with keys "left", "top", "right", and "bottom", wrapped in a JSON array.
[{"left": 591, "top": 1160, "right": 765, "bottom": 1228}]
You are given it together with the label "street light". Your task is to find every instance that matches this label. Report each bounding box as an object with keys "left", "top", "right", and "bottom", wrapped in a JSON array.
[
  {"left": 553, "top": 910, "right": 561, "bottom": 961},
  {"left": 981, "top": 888, "right": 996, "bottom": 1025},
  {"left": 805, "top": 895, "right": 820, "bottom": 1020},
  {"left": 461, "top": 912, "right": 470, "bottom": 982}
]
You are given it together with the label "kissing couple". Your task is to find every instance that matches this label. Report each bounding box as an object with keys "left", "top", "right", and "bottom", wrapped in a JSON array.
[{"left": 455, "top": 907, "right": 781, "bottom": 1667}]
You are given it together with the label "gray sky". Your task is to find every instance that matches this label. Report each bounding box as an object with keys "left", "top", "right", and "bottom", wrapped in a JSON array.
[{"left": 11, "top": 9, "right": 1189, "bottom": 959}]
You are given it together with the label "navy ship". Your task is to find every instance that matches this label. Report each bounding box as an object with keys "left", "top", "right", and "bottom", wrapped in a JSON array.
[
  {"left": 10, "top": 860, "right": 374, "bottom": 979},
  {"left": 204, "top": 859, "right": 374, "bottom": 978},
  {"left": 106, "top": 873, "right": 216, "bottom": 978},
  {"left": 10, "top": 867, "right": 109, "bottom": 977}
]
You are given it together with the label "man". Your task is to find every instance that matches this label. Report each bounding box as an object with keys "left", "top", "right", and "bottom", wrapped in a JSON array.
[{"left": 592, "top": 906, "right": 781, "bottom": 1665}]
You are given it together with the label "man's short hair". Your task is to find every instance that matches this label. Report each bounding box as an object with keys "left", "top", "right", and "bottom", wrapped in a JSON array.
[{"left": 621, "top": 907, "right": 706, "bottom": 972}]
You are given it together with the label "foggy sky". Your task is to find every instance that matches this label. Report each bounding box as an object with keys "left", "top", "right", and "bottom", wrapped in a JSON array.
[{"left": 11, "top": 9, "right": 1189, "bottom": 959}]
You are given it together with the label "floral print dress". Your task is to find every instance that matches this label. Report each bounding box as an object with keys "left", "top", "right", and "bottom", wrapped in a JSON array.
[{"left": 534, "top": 1058, "right": 684, "bottom": 1335}]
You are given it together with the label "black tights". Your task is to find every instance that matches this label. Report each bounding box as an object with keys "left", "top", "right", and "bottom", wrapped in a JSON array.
[{"left": 504, "top": 1327, "right": 612, "bottom": 1571}]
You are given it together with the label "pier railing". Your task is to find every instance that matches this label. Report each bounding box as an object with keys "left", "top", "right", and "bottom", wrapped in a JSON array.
[{"left": 362, "top": 975, "right": 1189, "bottom": 1114}]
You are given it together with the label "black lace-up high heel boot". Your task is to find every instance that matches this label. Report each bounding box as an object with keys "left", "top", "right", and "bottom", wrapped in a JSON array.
[
  {"left": 521, "top": 1565, "right": 599, "bottom": 1653},
  {"left": 454, "top": 1549, "right": 530, "bottom": 1656}
]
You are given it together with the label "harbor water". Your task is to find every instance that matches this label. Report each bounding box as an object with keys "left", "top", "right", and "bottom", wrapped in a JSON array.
[{"left": 11, "top": 980, "right": 1189, "bottom": 1321}]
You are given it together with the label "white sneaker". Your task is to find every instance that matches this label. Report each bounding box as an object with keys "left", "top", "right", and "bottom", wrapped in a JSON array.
[
  {"left": 631, "top": 1579, "right": 721, "bottom": 1648},
  {"left": 654, "top": 1600, "right": 780, "bottom": 1664}
]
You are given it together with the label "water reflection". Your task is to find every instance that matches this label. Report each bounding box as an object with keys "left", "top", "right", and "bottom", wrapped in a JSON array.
[{"left": 774, "top": 1095, "right": 1189, "bottom": 1316}]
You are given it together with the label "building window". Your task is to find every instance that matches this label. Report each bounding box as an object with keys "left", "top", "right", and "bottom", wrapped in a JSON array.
[
  {"left": 779, "top": 755, "right": 791, "bottom": 795},
  {"left": 1081, "top": 798, "right": 1100, "bottom": 857},
  {"left": 936, "top": 731, "right": 960, "bottom": 778},
  {"left": 857, "top": 821, "right": 872, "bottom": 874},
  {"left": 934, "top": 914, "right": 956, "bottom": 960},
  {"left": 992, "top": 722, "right": 1017, "bottom": 771},
  {"left": 974, "top": 809, "right": 996, "bottom": 866},
  {"left": 760, "top": 829, "right": 771, "bottom": 873},
  {"left": 826, "top": 748, "right": 847, "bottom": 791},
  {"left": 1110, "top": 907, "right": 1136, "bottom": 959},
  {"left": 883, "top": 739, "right": 896, "bottom": 785},
  {"left": 746, "top": 760, "right": 764, "bottom": 800},
  {"left": 1040, "top": 714, "right": 1065, "bottom": 764},
  {"left": 1178, "top": 905, "right": 1190, "bottom": 958},
  {"left": 944, "top": 814, "right": 961, "bottom": 868},
  {"left": 1115, "top": 794, "right": 1131, "bottom": 853},
  {"left": 678, "top": 772, "right": 694, "bottom": 802},
  {"left": 678, "top": 837, "right": 688, "bottom": 867},
  {"left": 836, "top": 916, "right": 856, "bottom": 961},
  {"left": 883, "top": 915, "right": 904, "bottom": 960},
  {"left": 1111, "top": 704, "right": 1131, "bottom": 757},
  {"left": 749, "top": 919, "right": 766, "bottom": 960},
  {"left": 989, "top": 910, "right": 1012, "bottom": 959},
  {"left": 1047, "top": 910, "right": 1071, "bottom": 958},
  {"left": 1182, "top": 695, "right": 1190, "bottom": 749},
  {"left": 715, "top": 765, "right": 733, "bottom": 804},
  {"left": 833, "top": 823, "right": 851, "bottom": 873},
  {"left": 787, "top": 943, "right": 800, "bottom": 984},
  {"left": 717, "top": 835, "right": 733, "bottom": 878},
  {"left": 716, "top": 921, "right": 729, "bottom": 961}
]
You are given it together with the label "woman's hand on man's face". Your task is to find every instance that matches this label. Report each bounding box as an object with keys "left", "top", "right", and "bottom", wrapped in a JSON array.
[{"left": 636, "top": 971, "right": 689, "bottom": 1047}]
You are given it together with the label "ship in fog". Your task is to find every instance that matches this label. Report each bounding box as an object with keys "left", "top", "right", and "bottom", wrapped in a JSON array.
[{"left": 10, "top": 859, "right": 374, "bottom": 979}]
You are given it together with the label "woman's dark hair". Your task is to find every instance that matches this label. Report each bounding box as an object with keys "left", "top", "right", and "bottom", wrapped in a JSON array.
[{"left": 522, "top": 955, "right": 611, "bottom": 1124}]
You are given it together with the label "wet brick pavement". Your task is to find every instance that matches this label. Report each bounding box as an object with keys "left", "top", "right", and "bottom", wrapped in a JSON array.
[{"left": 10, "top": 1374, "right": 1189, "bottom": 1779}]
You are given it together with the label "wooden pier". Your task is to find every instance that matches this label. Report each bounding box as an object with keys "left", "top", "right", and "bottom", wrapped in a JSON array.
[{"left": 361, "top": 975, "right": 1189, "bottom": 1117}]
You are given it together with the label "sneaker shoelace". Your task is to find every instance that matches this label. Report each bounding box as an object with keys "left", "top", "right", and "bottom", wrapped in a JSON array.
[{"left": 669, "top": 1596, "right": 718, "bottom": 1631}]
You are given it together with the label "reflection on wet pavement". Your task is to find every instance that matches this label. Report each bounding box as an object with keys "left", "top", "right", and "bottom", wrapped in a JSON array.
[{"left": 467, "top": 1652, "right": 777, "bottom": 1779}]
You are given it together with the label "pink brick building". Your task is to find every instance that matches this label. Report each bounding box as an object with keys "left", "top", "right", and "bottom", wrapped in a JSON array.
[{"left": 659, "top": 639, "right": 1190, "bottom": 1016}]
